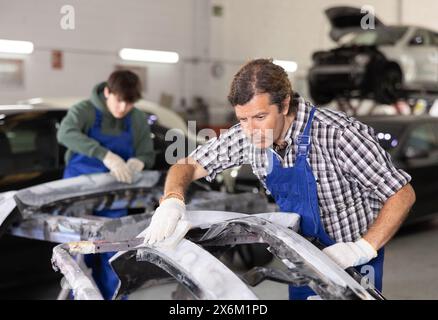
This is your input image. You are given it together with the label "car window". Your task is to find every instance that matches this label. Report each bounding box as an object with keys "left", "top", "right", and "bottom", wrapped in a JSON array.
[
  {"left": 431, "top": 32, "right": 438, "bottom": 46},
  {"left": 404, "top": 123, "right": 438, "bottom": 158},
  {"left": 409, "top": 29, "right": 431, "bottom": 46},
  {"left": 0, "top": 112, "right": 59, "bottom": 175}
]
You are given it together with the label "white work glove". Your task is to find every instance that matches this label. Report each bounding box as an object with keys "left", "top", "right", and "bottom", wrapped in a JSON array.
[
  {"left": 143, "top": 198, "right": 186, "bottom": 245},
  {"left": 126, "top": 158, "right": 144, "bottom": 173},
  {"left": 322, "top": 238, "right": 377, "bottom": 269},
  {"left": 102, "top": 151, "right": 133, "bottom": 184}
]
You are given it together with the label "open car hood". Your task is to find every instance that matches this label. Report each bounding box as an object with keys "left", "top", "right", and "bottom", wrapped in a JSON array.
[{"left": 325, "top": 6, "right": 385, "bottom": 42}]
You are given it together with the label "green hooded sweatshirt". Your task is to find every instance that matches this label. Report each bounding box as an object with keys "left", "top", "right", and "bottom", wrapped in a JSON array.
[{"left": 57, "top": 82, "right": 155, "bottom": 169}]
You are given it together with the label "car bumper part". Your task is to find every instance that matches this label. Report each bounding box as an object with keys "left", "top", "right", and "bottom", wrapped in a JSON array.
[
  {"left": 1, "top": 172, "right": 384, "bottom": 300},
  {"left": 51, "top": 211, "right": 380, "bottom": 300}
]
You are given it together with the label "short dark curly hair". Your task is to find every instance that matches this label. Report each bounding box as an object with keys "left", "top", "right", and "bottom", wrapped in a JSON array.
[{"left": 227, "top": 58, "right": 295, "bottom": 114}]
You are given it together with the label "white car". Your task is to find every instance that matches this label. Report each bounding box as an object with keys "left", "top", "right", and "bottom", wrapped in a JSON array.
[
  {"left": 308, "top": 6, "right": 438, "bottom": 105},
  {"left": 19, "top": 97, "right": 192, "bottom": 137}
]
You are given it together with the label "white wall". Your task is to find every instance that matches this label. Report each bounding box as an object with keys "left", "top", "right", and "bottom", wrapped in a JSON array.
[
  {"left": 402, "top": 0, "right": 438, "bottom": 31},
  {"left": 2, "top": 0, "right": 438, "bottom": 124},
  {"left": 0, "top": 0, "right": 208, "bottom": 107}
]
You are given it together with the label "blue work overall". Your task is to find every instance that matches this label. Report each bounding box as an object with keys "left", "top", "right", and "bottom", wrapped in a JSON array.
[
  {"left": 265, "top": 107, "right": 384, "bottom": 300},
  {"left": 63, "top": 107, "right": 134, "bottom": 300}
]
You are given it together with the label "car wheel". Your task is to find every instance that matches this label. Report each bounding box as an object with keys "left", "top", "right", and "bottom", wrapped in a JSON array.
[
  {"left": 309, "top": 84, "right": 334, "bottom": 105},
  {"left": 374, "top": 66, "right": 403, "bottom": 104}
]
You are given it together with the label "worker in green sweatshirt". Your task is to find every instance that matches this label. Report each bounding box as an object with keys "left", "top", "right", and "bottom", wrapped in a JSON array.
[{"left": 57, "top": 70, "right": 155, "bottom": 299}]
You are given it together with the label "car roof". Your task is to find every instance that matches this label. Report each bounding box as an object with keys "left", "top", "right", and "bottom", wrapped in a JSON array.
[{"left": 11, "top": 97, "right": 190, "bottom": 136}]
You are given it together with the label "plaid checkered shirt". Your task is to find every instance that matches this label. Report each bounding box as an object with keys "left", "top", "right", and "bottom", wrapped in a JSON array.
[{"left": 189, "top": 94, "right": 411, "bottom": 242}]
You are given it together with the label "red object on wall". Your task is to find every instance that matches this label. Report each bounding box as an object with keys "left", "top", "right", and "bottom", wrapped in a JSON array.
[{"left": 52, "top": 50, "right": 63, "bottom": 70}]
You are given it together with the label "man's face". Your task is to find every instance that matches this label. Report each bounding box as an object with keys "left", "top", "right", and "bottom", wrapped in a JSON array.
[
  {"left": 104, "top": 87, "right": 134, "bottom": 118},
  {"left": 235, "top": 93, "right": 288, "bottom": 149}
]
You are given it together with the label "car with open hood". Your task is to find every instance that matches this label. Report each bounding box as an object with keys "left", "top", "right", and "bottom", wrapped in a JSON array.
[{"left": 308, "top": 6, "right": 438, "bottom": 105}]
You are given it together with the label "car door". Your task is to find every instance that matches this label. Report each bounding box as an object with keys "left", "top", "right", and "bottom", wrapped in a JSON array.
[
  {"left": 406, "top": 28, "right": 438, "bottom": 85},
  {"left": 401, "top": 122, "right": 438, "bottom": 220}
]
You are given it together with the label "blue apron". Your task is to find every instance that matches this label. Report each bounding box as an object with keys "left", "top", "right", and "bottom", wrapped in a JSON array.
[
  {"left": 265, "top": 107, "right": 384, "bottom": 300},
  {"left": 63, "top": 107, "right": 134, "bottom": 300}
]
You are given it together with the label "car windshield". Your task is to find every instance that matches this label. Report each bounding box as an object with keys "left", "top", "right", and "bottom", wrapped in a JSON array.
[
  {"left": 364, "top": 121, "right": 405, "bottom": 151},
  {"left": 345, "top": 27, "right": 408, "bottom": 46}
]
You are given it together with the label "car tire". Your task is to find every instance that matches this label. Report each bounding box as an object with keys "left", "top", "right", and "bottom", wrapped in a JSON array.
[
  {"left": 309, "top": 84, "right": 334, "bottom": 105},
  {"left": 374, "top": 66, "right": 403, "bottom": 104}
]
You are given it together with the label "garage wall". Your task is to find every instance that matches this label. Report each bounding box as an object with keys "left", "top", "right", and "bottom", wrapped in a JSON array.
[
  {"left": 401, "top": 0, "right": 438, "bottom": 31},
  {"left": 0, "top": 0, "right": 209, "bottom": 108},
  {"left": 2, "top": 0, "right": 438, "bottom": 124}
]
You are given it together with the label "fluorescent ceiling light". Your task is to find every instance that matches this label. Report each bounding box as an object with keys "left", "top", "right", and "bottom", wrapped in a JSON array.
[
  {"left": 273, "top": 59, "right": 298, "bottom": 73},
  {"left": 0, "top": 39, "right": 34, "bottom": 54},
  {"left": 119, "top": 48, "right": 179, "bottom": 63}
]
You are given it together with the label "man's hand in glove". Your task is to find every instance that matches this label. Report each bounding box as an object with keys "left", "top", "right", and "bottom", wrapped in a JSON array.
[
  {"left": 126, "top": 158, "right": 144, "bottom": 173},
  {"left": 102, "top": 151, "right": 133, "bottom": 184},
  {"left": 323, "top": 238, "right": 377, "bottom": 269},
  {"left": 143, "top": 198, "right": 186, "bottom": 245}
]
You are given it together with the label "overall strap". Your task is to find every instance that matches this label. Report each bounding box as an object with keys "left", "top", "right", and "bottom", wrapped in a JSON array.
[
  {"left": 297, "top": 107, "right": 316, "bottom": 156},
  {"left": 123, "top": 111, "right": 132, "bottom": 132},
  {"left": 266, "top": 147, "right": 279, "bottom": 175},
  {"left": 93, "top": 107, "right": 103, "bottom": 128}
]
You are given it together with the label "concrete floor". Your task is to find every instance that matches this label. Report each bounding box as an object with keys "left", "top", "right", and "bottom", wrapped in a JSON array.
[
  {"left": 381, "top": 219, "right": 438, "bottom": 299},
  {"left": 11, "top": 218, "right": 438, "bottom": 300}
]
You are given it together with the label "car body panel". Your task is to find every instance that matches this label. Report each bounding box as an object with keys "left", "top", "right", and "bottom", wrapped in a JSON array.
[
  {"left": 0, "top": 172, "right": 270, "bottom": 292},
  {"left": 0, "top": 174, "right": 382, "bottom": 300},
  {"left": 51, "top": 211, "right": 378, "bottom": 300}
]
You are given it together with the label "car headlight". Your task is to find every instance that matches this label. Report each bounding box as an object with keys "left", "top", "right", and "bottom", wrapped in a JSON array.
[{"left": 354, "top": 54, "right": 370, "bottom": 66}]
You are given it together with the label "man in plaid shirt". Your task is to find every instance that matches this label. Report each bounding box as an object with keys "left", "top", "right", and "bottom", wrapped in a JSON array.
[{"left": 143, "top": 59, "right": 416, "bottom": 299}]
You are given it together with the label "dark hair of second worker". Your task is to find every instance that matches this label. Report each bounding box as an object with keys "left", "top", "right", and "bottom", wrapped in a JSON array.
[
  {"left": 227, "top": 58, "right": 297, "bottom": 115},
  {"left": 107, "top": 70, "right": 142, "bottom": 103}
]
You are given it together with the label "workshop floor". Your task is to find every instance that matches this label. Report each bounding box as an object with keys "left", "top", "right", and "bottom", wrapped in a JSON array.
[{"left": 12, "top": 218, "right": 438, "bottom": 300}]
